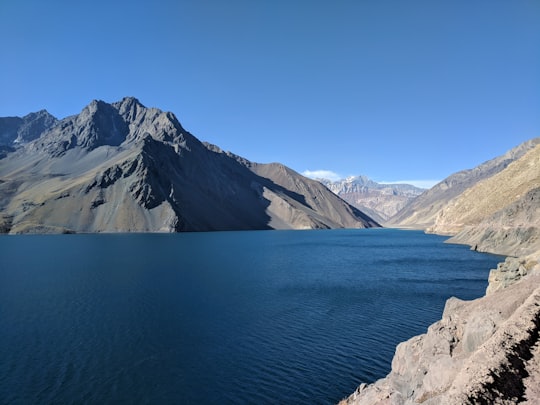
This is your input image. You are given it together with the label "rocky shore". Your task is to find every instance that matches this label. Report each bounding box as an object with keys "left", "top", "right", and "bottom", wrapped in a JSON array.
[
  {"left": 339, "top": 248, "right": 540, "bottom": 404},
  {"left": 340, "top": 138, "right": 540, "bottom": 404}
]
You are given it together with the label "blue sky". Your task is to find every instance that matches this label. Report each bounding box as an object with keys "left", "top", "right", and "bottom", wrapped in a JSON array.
[{"left": 1, "top": 1, "right": 538, "bottom": 188}]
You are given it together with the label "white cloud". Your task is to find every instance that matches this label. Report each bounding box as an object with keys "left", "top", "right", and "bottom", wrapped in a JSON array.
[
  {"left": 380, "top": 179, "right": 441, "bottom": 189},
  {"left": 302, "top": 170, "right": 342, "bottom": 182}
]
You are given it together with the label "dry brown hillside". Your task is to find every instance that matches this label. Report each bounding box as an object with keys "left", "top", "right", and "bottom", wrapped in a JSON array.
[
  {"left": 427, "top": 144, "right": 539, "bottom": 243},
  {"left": 388, "top": 138, "right": 540, "bottom": 229}
]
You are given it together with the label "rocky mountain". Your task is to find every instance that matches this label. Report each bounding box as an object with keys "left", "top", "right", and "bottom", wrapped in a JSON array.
[
  {"left": 0, "top": 109, "right": 58, "bottom": 146},
  {"left": 0, "top": 110, "right": 58, "bottom": 158},
  {"left": 0, "top": 97, "right": 378, "bottom": 233},
  {"left": 319, "top": 176, "right": 425, "bottom": 224},
  {"left": 387, "top": 137, "right": 540, "bottom": 230}
]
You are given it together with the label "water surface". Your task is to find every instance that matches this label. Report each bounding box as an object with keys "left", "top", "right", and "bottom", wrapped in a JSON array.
[{"left": 0, "top": 229, "right": 502, "bottom": 404}]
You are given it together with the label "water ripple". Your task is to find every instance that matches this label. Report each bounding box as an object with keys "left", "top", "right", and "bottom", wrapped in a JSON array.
[{"left": 0, "top": 230, "right": 501, "bottom": 404}]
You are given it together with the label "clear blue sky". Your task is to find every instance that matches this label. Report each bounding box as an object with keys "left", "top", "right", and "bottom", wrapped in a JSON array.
[{"left": 1, "top": 1, "right": 539, "bottom": 187}]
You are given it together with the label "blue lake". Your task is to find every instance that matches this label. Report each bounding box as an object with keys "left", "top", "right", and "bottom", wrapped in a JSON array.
[{"left": 0, "top": 229, "right": 502, "bottom": 404}]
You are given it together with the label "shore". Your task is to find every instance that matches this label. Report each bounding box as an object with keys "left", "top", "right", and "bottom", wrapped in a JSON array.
[{"left": 339, "top": 240, "right": 540, "bottom": 404}]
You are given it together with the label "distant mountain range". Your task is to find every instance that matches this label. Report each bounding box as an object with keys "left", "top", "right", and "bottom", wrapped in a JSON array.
[
  {"left": 318, "top": 176, "right": 425, "bottom": 224},
  {"left": 0, "top": 97, "right": 379, "bottom": 233}
]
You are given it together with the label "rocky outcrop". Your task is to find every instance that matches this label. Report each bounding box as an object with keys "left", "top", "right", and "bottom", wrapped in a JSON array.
[
  {"left": 0, "top": 97, "right": 378, "bottom": 233},
  {"left": 319, "top": 176, "right": 424, "bottom": 224},
  {"left": 340, "top": 252, "right": 540, "bottom": 405},
  {"left": 486, "top": 256, "right": 537, "bottom": 295}
]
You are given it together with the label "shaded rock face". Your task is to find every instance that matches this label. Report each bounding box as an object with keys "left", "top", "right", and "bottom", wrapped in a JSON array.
[
  {"left": 319, "top": 176, "right": 424, "bottom": 224},
  {"left": 0, "top": 97, "right": 378, "bottom": 233}
]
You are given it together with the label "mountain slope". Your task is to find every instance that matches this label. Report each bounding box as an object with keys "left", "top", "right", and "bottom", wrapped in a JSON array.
[
  {"left": 0, "top": 97, "right": 378, "bottom": 233},
  {"left": 387, "top": 138, "right": 540, "bottom": 229},
  {"left": 446, "top": 187, "right": 540, "bottom": 256},
  {"left": 251, "top": 164, "right": 378, "bottom": 229},
  {"left": 319, "top": 176, "right": 425, "bottom": 224},
  {"left": 429, "top": 143, "right": 540, "bottom": 256},
  {"left": 428, "top": 143, "right": 540, "bottom": 235}
]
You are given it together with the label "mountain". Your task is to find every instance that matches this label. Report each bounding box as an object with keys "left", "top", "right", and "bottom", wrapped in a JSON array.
[
  {"left": 387, "top": 138, "right": 540, "bottom": 230},
  {"left": 430, "top": 143, "right": 540, "bottom": 256},
  {"left": 319, "top": 176, "right": 425, "bottom": 224},
  {"left": 0, "top": 109, "right": 58, "bottom": 146},
  {"left": 446, "top": 187, "right": 540, "bottom": 256},
  {"left": 0, "top": 110, "right": 58, "bottom": 158},
  {"left": 0, "top": 97, "right": 378, "bottom": 233}
]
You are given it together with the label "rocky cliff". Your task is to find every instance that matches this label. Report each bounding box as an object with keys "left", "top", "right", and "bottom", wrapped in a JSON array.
[
  {"left": 340, "top": 251, "right": 540, "bottom": 405},
  {"left": 0, "top": 97, "right": 379, "bottom": 233},
  {"left": 319, "top": 176, "right": 424, "bottom": 224}
]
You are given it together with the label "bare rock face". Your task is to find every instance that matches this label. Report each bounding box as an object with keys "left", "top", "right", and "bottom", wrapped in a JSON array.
[
  {"left": 319, "top": 176, "right": 424, "bottom": 224},
  {"left": 0, "top": 97, "right": 378, "bottom": 233},
  {"left": 339, "top": 253, "right": 540, "bottom": 405}
]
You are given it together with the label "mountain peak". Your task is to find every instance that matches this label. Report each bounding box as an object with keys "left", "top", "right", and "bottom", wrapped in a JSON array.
[
  {"left": 0, "top": 109, "right": 58, "bottom": 146},
  {"left": 22, "top": 109, "right": 55, "bottom": 120},
  {"left": 114, "top": 96, "right": 145, "bottom": 110}
]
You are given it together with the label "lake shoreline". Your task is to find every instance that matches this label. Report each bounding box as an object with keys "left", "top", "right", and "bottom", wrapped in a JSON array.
[{"left": 339, "top": 232, "right": 540, "bottom": 404}]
